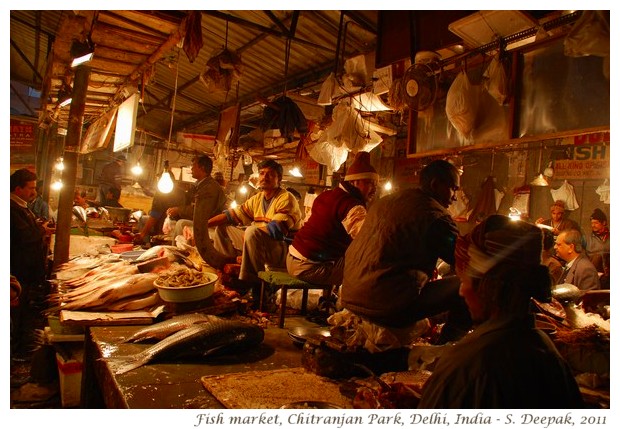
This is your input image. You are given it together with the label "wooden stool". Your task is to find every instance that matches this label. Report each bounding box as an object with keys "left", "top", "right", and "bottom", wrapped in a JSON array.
[{"left": 257, "top": 270, "right": 328, "bottom": 328}]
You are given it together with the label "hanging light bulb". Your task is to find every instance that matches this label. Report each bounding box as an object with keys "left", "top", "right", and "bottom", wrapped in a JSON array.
[
  {"left": 157, "top": 48, "right": 179, "bottom": 195},
  {"left": 229, "top": 200, "right": 238, "bottom": 209},
  {"left": 383, "top": 180, "right": 393, "bottom": 192},
  {"left": 239, "top": 185, "right": 248, "bottom": 195},
  {"left": 51, "top": 179, "right": 63, "bottom": 191},
  {"left": 131, "top": 161, "right": 143, "bottom": 176},
  {"left": 55, "top": 157, "right": 65, "bottom": 171},
  {"left": 157, "top": 160, "right": 174, "bottom": 194},
  {"left": 289, "top": 166, "right": 303, "bottom": 178}
]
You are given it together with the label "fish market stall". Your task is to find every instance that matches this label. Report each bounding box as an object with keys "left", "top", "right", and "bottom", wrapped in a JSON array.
[{"left": 81, "top": 317, "right": 331, "bottom": 408}]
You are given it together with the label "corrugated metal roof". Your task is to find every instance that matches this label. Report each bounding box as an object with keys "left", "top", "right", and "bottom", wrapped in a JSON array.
[{"left": 10, "top": 10, "right": 379, "bottom": 151}]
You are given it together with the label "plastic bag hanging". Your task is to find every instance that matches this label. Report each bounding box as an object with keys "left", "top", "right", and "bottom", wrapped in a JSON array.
[
  {"left": 483, "top": 54, "right": 509, "bottom": 105},
  {"left": 550, "top": 180, "right": 579, "bottom": 210},
  {"left": 446, "top": 70, "right": 482, "bottom": 144},
  {"left": 595, "top": 179, "right": 610, "bottom": 204},
  {"left": 564, "top": 10, "right": 610, "bottom": 79}
]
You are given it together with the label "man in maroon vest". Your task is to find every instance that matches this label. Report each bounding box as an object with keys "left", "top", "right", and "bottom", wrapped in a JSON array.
[{"left": 286, "top": 151, "right": 378, "bottom": 298}]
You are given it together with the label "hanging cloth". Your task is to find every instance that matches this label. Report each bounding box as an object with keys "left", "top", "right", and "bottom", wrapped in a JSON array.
[
  {"left": 183, "top": 11, "right": 203, "bottom": 63},
  {"left": 468, "top": 176, "right": 498, "bottom": 223},
  {"left": 512, "top": 185, "right": 531, "bottom": 218},
  {"left": 595, "top": 179, "right": 610, "bottom": 204},
  {"left": 550, "top": 180, "right": 580, "bottom": 210}
]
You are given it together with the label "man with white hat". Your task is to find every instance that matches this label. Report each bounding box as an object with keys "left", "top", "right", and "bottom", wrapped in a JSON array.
[{"left": 287, "top": 151, "right": 378, "bottom": 299}]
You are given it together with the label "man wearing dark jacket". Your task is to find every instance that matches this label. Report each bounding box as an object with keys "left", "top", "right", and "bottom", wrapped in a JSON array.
[
  {"left": 10, "top": 169, "right": 55, "bottom": 359},
  {"left": 555, "top": 229, "right": 601, "bottom": 291},
  {"left": 334, "top": 160, "right": 471, "bottom": 349}
]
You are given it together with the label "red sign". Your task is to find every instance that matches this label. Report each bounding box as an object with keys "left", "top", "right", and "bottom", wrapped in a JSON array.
[
  {"left": 303, "top": 159, "right": 321, "bottom": 185},
  {"left": 10, "top": 117, "right": 36, "bottom": 151}
]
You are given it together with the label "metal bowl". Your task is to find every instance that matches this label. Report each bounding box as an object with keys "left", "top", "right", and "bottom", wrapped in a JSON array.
[
  {"left": 287, "top": 326, "right": 331, "bottom": 344},
  {"left": 154, "top": 272, "right": 218, "bottom": 303},
  {"left": 280, "top": 401, "right": 342, "bottom": 409}
]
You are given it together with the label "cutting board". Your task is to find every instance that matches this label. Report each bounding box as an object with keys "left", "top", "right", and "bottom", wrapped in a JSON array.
[{"left": 201, "top": 367, "right": 353, "bottom": 409}]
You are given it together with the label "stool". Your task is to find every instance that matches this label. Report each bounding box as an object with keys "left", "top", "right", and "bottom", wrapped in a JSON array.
[{"left": 257, "top": 271, "right": 328, "bottom": 328}]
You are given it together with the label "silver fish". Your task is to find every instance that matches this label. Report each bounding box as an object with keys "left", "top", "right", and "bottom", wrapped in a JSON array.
[
  {"left": 114, "top": 318, "right": 265, "bottom": 375},
  {"left": 122, "top": 313, "right": 218, "bottom": 343},
  {"left": 94, "top": 290, "right": 161, "bottom": 312},
  {"left": 49, "top": 272, "right": 158, "bottom": 312}
]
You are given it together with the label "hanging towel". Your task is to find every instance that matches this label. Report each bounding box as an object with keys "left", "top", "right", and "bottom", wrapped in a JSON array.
[
  {"left": 468, "top": 176, "right": 498, "bottom": 223},
  {"left": 550, "top": 180, "right": 579, "bottom": 210},
  {"left": 595, "top": 179, "right": 610, "bottom": 204}
]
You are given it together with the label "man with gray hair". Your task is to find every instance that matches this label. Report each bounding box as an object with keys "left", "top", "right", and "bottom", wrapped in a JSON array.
[{"left": 555, "top": 229, "right": 601, "bottom": 291}]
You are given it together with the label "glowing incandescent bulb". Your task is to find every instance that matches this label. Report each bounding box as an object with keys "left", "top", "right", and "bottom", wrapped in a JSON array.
[{"left": 157, "top": 160, "right": 174, "bottom": 194}]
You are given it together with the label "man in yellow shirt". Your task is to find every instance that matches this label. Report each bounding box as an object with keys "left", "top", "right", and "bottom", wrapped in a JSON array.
[{"left": 207, "top": 160, "right": 302, "bottom": 301}]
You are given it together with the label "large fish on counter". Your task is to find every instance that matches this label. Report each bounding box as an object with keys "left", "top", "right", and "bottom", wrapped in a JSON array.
[
  {"left": 113, "top": 318, "right": 265, "bottom": 375},
  {"left": 122, "top": 313, "right": 219, "bottom": 343}
]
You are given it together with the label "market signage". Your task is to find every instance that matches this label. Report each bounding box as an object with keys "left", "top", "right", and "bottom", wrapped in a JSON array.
[
  {"left": 554, "top": 132, "right": 610, "bottom": 179},
  {"left": 303, "top": 159, "right": 321, "bottom": 185},
  {"left": 10, "top": 117, "right": 36, "bottom": 151}
]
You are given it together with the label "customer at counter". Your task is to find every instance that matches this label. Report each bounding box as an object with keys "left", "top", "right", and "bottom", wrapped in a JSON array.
[
  {"left": 584, "top": 208, "right": 610, "bottom": 289},
  {"left": 287, "top": 151, "right": 378, "bottom": 296},
  {"left": 419, "top": 215, "right": 585, "bottom": 409},
  {"left": 207, "top": 159, "right": 302, "bottom": 300},
  {"left": 555, "top": 229, "right": 601, "bottom": 291},
  {"left": 331, "top": 160, "right": 471, "bottom": 350}
]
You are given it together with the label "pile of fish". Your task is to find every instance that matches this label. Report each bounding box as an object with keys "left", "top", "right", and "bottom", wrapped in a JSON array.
[
  {"left": 49, "top": 245, "right": 203, "bottom": 313},
  {"left": 113, "top": 313, "right": 265, "bottom": 374}
]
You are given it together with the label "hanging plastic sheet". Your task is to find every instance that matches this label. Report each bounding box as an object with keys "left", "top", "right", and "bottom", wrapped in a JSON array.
[
  {"left": 564, "top": 10, "right": 610, "bottom": 79},
  {"left": 550, "top": 180, "right": 579, "bottom": 210}
]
